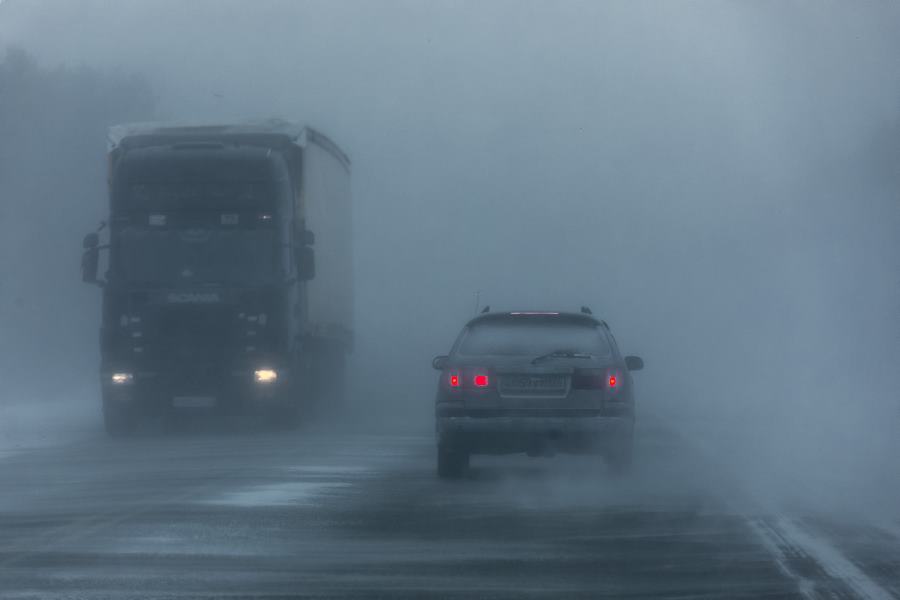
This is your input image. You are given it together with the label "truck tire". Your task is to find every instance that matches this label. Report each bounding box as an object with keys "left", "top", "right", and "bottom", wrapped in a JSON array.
[
  {"left": 268, "top": 404, "right": 300, "bottom": 431},
  {"left": 266, "top": 365, "right": 302, "bottom": 431},
  {"left": 309, "top": 342, "right": 347, "bottom": 418},
  {"left": 437, "top": 444, "right": 469, "bottom": 479},
  {"left": 103, "top": 396, "right": 136, "bottom": 437}
]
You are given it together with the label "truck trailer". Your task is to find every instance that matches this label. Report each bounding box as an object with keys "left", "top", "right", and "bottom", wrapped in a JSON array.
[{"left": 81, "top": 120, "right": 352, "bottom": 435}]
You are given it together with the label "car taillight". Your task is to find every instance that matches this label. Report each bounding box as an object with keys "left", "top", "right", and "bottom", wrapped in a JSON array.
[
  {"left": 609, "top": 375, "right": 617, "bottom": 388},
  {"left": 447, "top": 369, "right": 492, "bottom": 389}
]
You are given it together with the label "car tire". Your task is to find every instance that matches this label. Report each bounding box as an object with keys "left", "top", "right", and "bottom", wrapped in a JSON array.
[
  {"left": 103, "top": 397, "right": 136, "bottom": 438},
  {"left": 437, "top": 445, "right": 469, "bottom": 479},
  {"left": 606, "top": 432, "right": 634, "bottom": 476}
]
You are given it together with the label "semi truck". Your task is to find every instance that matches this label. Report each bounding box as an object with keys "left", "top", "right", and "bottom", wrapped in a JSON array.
[{"left": 81, "top": 120, "right": 352, "bottom": 435}]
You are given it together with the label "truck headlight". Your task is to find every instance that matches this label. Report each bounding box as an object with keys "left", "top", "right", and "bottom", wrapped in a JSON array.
[
  {"left": 111, "top": 372, "right": 134, "bottom": 385},
  {"left": 253, "top": 368, "right": 278, "bottom": 384}
]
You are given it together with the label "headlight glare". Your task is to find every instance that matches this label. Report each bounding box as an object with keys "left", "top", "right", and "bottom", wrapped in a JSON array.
[
  {"left": 254, "top": 368, "right": 278, "bottom": 384},
  {"left": 111, "top": 372, "right": 134, "bottom": 385}
]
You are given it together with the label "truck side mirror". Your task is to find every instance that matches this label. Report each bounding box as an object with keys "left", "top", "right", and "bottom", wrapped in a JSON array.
[
  {"left": 83, "top": 232, "right": 99, "bottom": 249},
  {"left": 81, "top": 246, "right": 99, "bottom": 283},
  {"left": 625, "top": 355, "right": 644, "bottom": 371},
  {"left": 296, "top": 246, "right": 315, "bottom": 281}
]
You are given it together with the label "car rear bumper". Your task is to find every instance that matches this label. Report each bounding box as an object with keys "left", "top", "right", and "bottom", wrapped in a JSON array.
[
  {"left": 437, "top": 415, "right": 633, "bottom": 454},
  {"left": 439, "top": 414, "right": 631, "bottom": 433}
]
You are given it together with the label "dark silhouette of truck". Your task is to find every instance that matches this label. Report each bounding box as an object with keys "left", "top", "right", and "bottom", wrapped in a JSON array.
[{"left": 81, "top": 120, "right": 352, "bottom": 435}]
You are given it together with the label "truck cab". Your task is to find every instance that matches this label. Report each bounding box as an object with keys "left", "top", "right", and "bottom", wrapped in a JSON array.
[{"left": 82, "top": 122, "right": 351, "bottom": 435}]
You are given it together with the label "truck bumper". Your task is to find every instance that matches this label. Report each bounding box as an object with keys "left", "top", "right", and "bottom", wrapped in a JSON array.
[{"left": 101, "top": 369, "right": 293, "bottom": 415}]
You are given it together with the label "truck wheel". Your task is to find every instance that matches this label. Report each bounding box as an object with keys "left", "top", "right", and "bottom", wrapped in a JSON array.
[
  {"left": 606, "top": 432, "right": 634, "bottom": 476},
  {"left": 268, "top": 404, "right": 300, "bottom": 431},
  {"left": 103, "top": 398, "right": 136, "bottom": 437},
  {"left": 437, "top": 444, "right": 469, "bottom": 479},
  {"left": 266, "top": 366, "right": 302, "bottom": 431},
  {"left": 309, "top": 343, "right": 347, "bottom": 419}
]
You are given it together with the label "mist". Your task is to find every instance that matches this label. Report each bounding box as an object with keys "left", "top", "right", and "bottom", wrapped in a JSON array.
[{"left": 1, "top": 0, "right": 898, "bottom": 519}]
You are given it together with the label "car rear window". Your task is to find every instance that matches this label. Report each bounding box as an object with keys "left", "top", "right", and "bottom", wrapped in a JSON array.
[{"left": 456, "top": 319, "right": 612, "bottom": 357}]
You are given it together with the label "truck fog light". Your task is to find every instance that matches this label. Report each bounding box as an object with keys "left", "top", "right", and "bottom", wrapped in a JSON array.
[
  {"left": 111, "top": 372, "right": 134, "bottom": 385},
  {"left": 254, "top": 368, "right": 278, "bottom": 384}
]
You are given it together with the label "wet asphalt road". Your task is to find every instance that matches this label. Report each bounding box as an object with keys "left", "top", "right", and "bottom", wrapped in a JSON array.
[{"left": 0, "top": 416, "right": 898, "bottom": 599}]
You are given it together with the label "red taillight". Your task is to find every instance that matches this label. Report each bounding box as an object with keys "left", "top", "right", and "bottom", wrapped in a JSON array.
[
  {"left": 449, "top": 374, "right": 460, "bottom": 387},
  {"left": 609, "top": 375, "right": 617, "bottom": 387},
  {"left": 473, "top": 374, "right": 489, "bottom": 387}
]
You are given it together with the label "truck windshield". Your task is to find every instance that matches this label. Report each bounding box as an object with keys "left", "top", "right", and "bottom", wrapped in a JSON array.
[
  {"left": 126, "top": 181, "right": 277, "bottom": 212},
  {"left": 456, "top": 320, "right": 612, "bottom": 357},
  {"left": 116, "top": 227, "right": 279, "bottom": 285}
]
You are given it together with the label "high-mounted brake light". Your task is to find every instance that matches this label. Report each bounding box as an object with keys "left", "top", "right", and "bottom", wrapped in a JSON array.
[
  {"left": 608, "top": 375, "right": 617, "bottom": 387},
  {"left": 473, "top": 374, "right": 489, "bottom": 387},
  {"left": 449, "top": 374, "right": 460, "bottom": 387}
]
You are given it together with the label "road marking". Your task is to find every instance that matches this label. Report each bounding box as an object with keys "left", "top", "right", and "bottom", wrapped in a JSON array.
[
  {"left": 652, "top": 416, "right": 897, "bottom": 600},
  {"left": 750, "top": 516, "right": 894, "bottom": 600},
  {"left": 748, "top": 517, "right": 817, "bottom": 599}
]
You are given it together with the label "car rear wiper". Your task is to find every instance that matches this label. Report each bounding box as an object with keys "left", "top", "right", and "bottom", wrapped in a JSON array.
[{"left": 531, "top": 350, "right": 596, "bottom": 364}]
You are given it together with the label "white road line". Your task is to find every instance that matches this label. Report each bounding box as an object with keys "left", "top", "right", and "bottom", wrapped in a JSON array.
[
  {"left": 748, "top": 517, "right": 817, "bottom": 600},
  {"left": 652, "top": 417, "right": 896, "bottom": 600},
  {"left": 749, "top": 516, "right": 895, "bottom": 600}
]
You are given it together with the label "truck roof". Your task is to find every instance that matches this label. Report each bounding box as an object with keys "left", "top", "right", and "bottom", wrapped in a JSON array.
[
  {"left": 108, "top": 119, "right": 350, "bottom": 170},
  {"left": 117, "top": 144, "right": 290, "bottom": 184}
]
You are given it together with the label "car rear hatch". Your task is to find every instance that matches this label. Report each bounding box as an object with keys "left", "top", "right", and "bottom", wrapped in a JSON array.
[
  {"left": 458, "top": 362, "right": 613, "bottom": 414},
  {"left": 496, "top": 366, "right": 571, "bottom": 401}
]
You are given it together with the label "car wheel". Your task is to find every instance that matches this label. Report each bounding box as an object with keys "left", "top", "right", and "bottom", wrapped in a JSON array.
[
  {"left": 606, "top": 433, "right": 634, "bottom": 476},
  {"left": 437, "top": 444, "right": 469, "bottom": 479},
  {"left": 103, "top": 396, "right": 136, "bottom": 438}
]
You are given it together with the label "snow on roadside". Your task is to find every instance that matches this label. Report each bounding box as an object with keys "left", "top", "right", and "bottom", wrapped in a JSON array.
[{"left": 0, "top": 396, "right": 98, "bottom": 459}]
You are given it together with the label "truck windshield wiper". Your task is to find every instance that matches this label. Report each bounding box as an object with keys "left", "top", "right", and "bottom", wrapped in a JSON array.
[{"left": 531, "top": 350, "right": 596, "bottom": 364}]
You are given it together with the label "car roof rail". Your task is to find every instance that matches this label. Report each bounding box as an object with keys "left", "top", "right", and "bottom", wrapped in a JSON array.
[{"left": 580, "top": 306, "right": 592, "bottom": 315}]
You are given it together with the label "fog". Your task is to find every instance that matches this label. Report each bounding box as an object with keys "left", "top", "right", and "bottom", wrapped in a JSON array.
[{"left": 1, "top": 1, "right": 898, "bottom": 518}]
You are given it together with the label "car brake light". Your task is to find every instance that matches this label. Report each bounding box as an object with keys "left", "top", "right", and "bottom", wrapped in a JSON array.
[
  {"left": 449, "top": 374, "right": 460, "bottom": 387},
  {"left": 473, "top": 374, "right": 489, "bottom": 387},
  {"left": 609, "top": 375, "right": 617, "bottom": 387}
]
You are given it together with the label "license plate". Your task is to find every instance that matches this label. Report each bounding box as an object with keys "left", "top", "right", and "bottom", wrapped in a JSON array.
[
  {"left": 502, "top": 376, "right": 567, "bottom": 391},
  {"left": 172, "top": 396, "right": 216, "bottom": 408}
]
